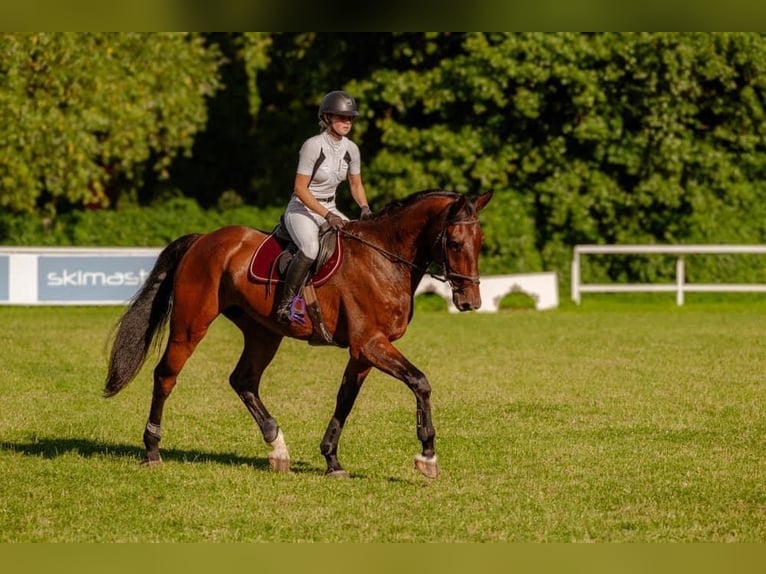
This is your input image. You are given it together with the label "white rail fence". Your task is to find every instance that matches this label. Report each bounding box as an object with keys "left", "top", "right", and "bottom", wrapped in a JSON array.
[{"left": 571, "top": 244, "right": 766, "bottom": 306}]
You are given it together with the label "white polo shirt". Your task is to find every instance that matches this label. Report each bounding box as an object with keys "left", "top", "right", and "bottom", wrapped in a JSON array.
[{"left": 296, "top": 131, "right": 361, "bottom": 201}]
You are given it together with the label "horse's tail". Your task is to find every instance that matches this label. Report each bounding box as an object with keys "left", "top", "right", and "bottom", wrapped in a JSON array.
[{"left": 103, "top": 233, "right": 201, "bottom": 398}]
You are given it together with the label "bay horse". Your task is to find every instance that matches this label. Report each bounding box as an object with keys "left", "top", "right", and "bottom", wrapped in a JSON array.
[{"left": 103, "top": 189, "right": 493, "bottom": 478}]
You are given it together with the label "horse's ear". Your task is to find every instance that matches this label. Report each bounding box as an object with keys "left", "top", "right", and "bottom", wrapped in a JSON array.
[{"left": 475, "top": 190, "right": 493, "bottom": 212}]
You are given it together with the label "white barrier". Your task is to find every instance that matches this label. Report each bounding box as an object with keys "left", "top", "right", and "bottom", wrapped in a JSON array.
[
  {"left": 415, "top": 272, "right": 559, "bottom": 312},
  {"left": 572, "top": 244, "right": 766, "bottom": 306},
  {"left": 0, "top": 246, "right": 559, "bottom": 312}
]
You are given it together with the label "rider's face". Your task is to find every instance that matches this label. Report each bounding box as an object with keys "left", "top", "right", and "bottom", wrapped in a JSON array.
[{"left": 329, "top": 114, "right": 354, "bottom": 136}]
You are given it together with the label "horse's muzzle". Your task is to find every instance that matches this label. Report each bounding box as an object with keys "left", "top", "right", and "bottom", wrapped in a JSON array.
[{"left": 452, "top": 289, "right": 481, "bottom": 312}]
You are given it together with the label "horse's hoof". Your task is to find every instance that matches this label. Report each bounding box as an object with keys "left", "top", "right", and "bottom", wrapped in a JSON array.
[
  {"left": 269, "top": 456, "right": 291, "bottom": 472},
  {"left": 414, "top": 454, "right": 439, "bottom": 478},
  {"left": 141, "top": 456, "right": 163, "bottom": 467},
  {"left": 326, "top": 469, "right": 350, "bottom": 479}
]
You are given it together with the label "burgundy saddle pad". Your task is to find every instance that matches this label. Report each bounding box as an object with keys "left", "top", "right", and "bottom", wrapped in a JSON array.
[{"left": 248, "top": 232, "right": 342, "bottom": 288}]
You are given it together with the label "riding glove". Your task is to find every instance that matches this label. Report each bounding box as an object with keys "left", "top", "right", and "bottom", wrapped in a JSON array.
[
  {"left": 360, "top": 206, "right": 373, "bottom": 220},
  {"left": 325, "top": 212, "right": 346, "bottom": 230}
]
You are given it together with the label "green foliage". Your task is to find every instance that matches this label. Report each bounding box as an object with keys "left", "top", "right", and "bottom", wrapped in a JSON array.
[
  {"left": 0, "top": 33, "right": 221, "bottom": 214},
  {"left": 348, "top": 32, "right": 766, "bottom": 282},
  {"left": 413, "top": 292, "right": 448, "bottom": 312},
  {"left": 475, "top": 191, "right": 542, "bottom": 274},
  {"left": 240, "top": 33, "right": 273, "bottom": 117},
  {"left": 498, "top": 291, "right": 537, "bottom": 310},
  {"left": 0, "top": 196, "right": 284, "bottom": 246},
  {"left": 163, "top": 33, "right": 273, "bottom": 209},
  {"left": 5, "top": 33, "right": 766, "bottom": 285},
  {"left": 244, "top": 33, "right": 400, "bottom": 207}
]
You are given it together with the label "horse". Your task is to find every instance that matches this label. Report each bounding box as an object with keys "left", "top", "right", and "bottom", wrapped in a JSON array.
[{"left": 103, "top": 189, "right": 493, "bottom": 478}]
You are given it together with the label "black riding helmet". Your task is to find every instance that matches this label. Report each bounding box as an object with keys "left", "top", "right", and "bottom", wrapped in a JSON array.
[{"left": 318, "top": 90, "right": 359, "bottom": 120}]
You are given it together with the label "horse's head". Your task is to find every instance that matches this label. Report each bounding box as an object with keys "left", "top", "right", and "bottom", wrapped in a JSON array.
[{"left": 437, "top": 190, "right": 493, "bottom": 311}]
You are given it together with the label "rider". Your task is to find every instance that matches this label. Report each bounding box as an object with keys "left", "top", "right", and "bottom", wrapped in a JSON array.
[{"left": 275, "top": 90, "right": 373, "bottom": 324}]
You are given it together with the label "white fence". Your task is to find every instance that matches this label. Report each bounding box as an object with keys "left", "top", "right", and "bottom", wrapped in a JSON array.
[{"left": 571, "top": 244, "right": 766, "bottom": 306}]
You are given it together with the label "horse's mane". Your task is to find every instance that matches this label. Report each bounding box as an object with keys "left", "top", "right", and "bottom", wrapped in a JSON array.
[{"left": 367, "top": 189, "right": 460, "bottom": 220}]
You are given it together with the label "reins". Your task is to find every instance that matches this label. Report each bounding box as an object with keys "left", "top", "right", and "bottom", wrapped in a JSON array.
[
  {"left": 340, "top": 216, "right": 482, "bottom": 289},
  {"left": 339, "top": 228, "right": 423, "bottom": 271}
]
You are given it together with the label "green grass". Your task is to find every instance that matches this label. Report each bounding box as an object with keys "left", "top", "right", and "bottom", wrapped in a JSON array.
[{"left": 0, "top": 302, "right": 764, "bottom": 542}]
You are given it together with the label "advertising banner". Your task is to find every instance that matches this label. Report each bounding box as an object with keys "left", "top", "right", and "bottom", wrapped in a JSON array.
[
  {"left": 0, "top": 248, "right": 161, "bottom": 305},
  {"left": 37, "top": 255, "right": 158, "bottom": 303}
]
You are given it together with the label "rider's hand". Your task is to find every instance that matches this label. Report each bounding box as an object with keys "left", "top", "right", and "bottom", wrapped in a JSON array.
[
  {"left": 325, "top": 211, "right": 346, "bottom": 230},
  {"left": 360, "top": 206, "right": 373, "bottom": 220}
]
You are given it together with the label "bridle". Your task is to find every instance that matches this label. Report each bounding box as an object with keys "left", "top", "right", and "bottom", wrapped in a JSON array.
[
  {"left": 433, "top": 218, "right": 482, "bottom": 291},
  {"left": 340, "top": 216, "right": 482, "bottom": 293}
]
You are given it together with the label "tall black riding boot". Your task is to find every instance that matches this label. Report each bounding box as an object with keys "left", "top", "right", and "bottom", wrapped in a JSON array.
[{"left": 275, "top": 252, "right": 315, "bottom": 324}]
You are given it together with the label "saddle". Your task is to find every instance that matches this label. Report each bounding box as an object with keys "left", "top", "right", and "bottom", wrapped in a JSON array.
[
  {"left": 248, "top": 220, "right": 343, "bottom": 346},
  {"left": 248, "top": 220, "right": 343, "bottom": 287}
]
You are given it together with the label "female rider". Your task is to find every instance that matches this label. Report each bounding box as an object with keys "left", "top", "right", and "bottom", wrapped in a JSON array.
[{"left": 275, "top": 90, "right": 373, "bottom": 324}]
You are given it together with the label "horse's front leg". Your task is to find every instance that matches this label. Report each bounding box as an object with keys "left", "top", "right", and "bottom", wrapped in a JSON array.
[
  {"left": 360, "top": 334, "right": 439, "bottom": 479},
  {"left": 320, "top": 357, "right": 372, "bottom": 478}
]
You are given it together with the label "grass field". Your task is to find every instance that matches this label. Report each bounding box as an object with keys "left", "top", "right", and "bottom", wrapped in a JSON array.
[{"left": 0, "top": 297, "right": 764, "bottom": 542}]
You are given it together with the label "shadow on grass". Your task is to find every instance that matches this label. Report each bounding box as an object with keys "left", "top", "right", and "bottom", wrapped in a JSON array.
[
  {"left": 0, "top": 436, "right": 321, "bottom": 475},
  {"left": 1, "top": 437, "right": 431, "bottom": 482}
]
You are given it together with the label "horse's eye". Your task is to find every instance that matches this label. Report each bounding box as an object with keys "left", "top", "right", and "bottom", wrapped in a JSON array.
[{"left": 447, "top": 240, "right": 462, "bottom": 250}]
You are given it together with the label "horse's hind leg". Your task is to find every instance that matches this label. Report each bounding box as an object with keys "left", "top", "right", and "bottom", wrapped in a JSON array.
[
  {"left": 144, "top": 306, "right": 216, "bottom": 465},
  {"left": 320, "top": 357, "right": 372, "bottom": 478},
  {"left": 227, "top": 315, "right": 289, "bottom": 472},
  {"left": 144, "top": 335, "right": 208, "bottom": 465}
]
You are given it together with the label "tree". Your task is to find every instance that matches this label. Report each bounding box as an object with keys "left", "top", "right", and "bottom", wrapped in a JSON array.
[
  {"left": 161, "top": 32, "right": 273, "bottom": 209},
  {"left": 348, "top": 32, "right": 766, "bottom": 278},
  {"left": 0, "top": 33, "right": 222, "bottom": 214},
  {"left": 5, "top": 33, "right": 766, "bottom": 284}
]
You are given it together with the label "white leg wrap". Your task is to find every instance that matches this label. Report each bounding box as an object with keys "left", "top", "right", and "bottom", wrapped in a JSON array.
[{"left": 269, "top": 428, "right": 290, "bottom": 460}]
